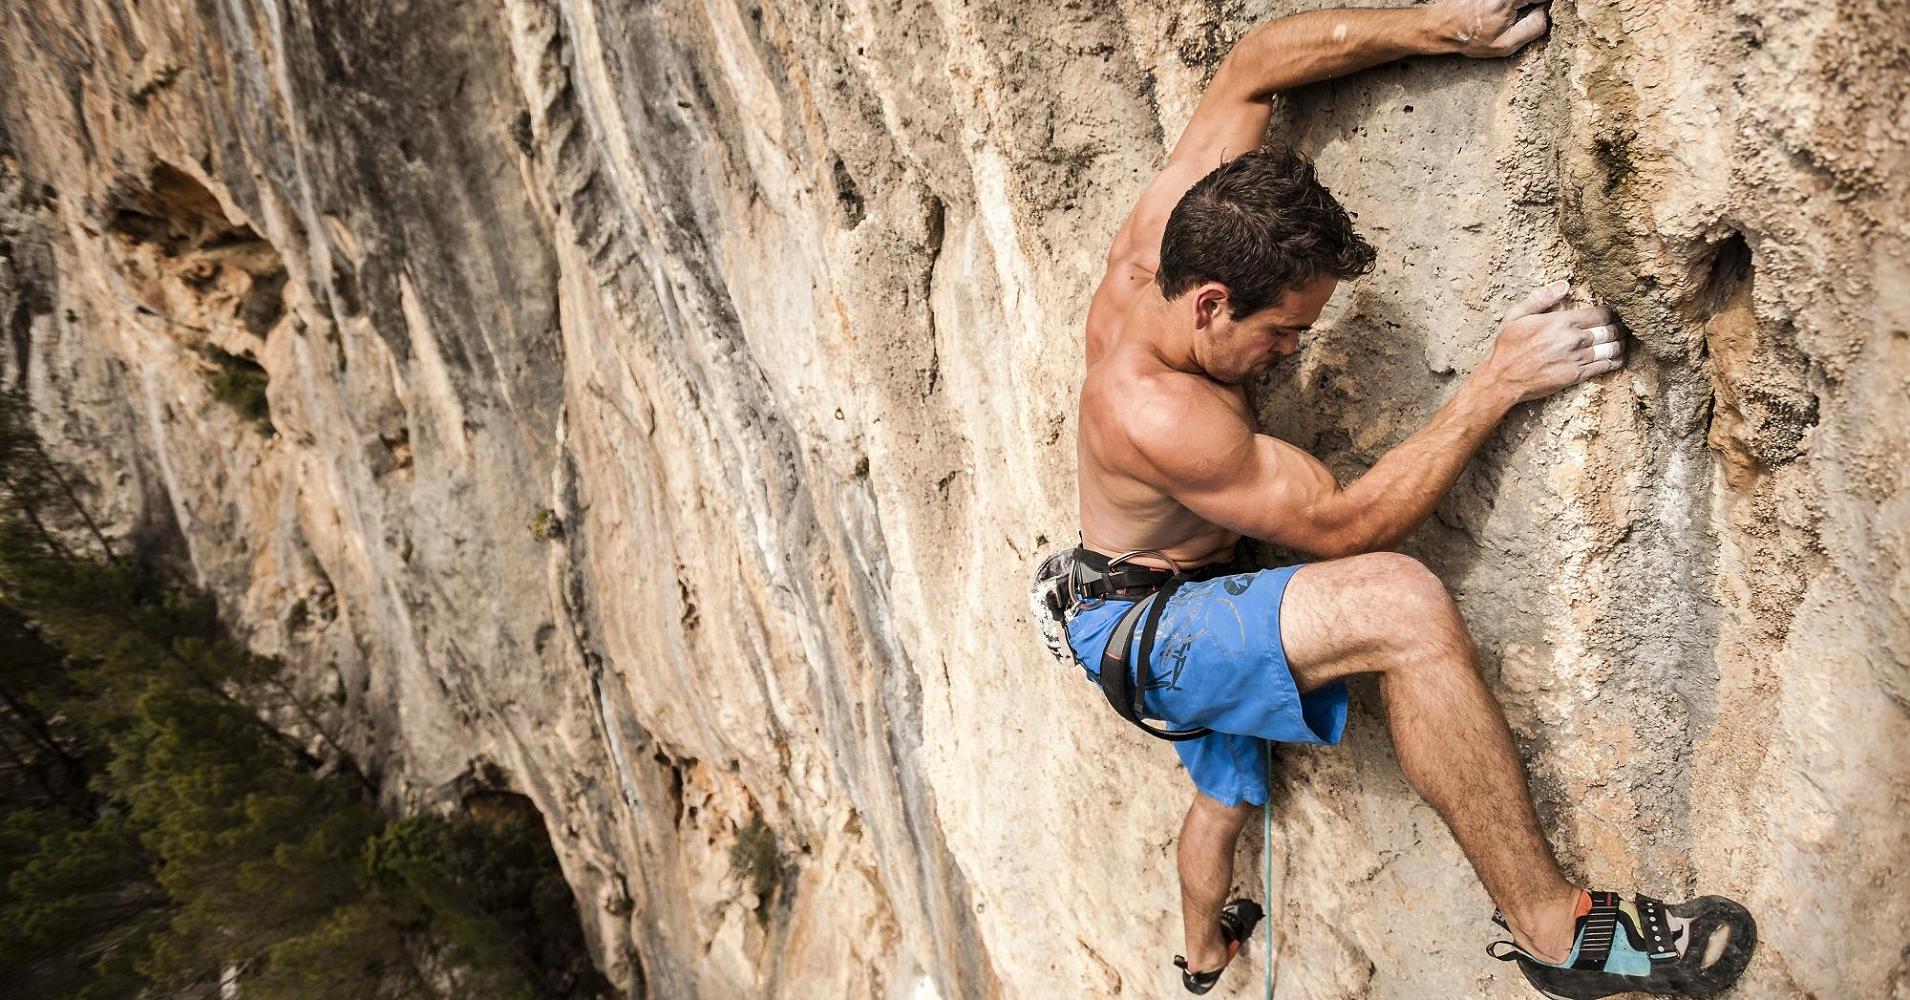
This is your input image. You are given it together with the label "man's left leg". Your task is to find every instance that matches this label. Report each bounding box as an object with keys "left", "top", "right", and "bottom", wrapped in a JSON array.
[{"left": 1278, "top": 554, "right": 1757, "bottom": 996}]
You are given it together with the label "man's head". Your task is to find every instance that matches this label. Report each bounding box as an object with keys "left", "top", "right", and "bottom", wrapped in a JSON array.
[{"left": 1157, "top": 145, "right": 1376, "bottom": 383}]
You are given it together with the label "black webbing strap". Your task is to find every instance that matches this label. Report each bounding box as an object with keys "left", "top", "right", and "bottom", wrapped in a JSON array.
[
  {"left": 1634, "top": 894, "right": 1675, "bottom": 958},
  {"left": 1572, "top": 890, "right": 1621, "bottom": 970},
  {"left": 1069, "top": 546, "right": 1177, "bottom": 601},
  {"left": 1096, "top": 574, "right": 1213, "bottom": 742}
]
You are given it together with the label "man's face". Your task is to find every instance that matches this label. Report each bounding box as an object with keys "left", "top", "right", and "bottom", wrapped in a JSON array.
[{"left": 1191, "top": 275, "right": 1339, "bottom": 385}]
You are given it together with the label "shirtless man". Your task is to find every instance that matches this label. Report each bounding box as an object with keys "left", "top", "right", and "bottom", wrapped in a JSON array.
[{"left": 1031, "top": 1, "right": 1757, "bottom": 996}]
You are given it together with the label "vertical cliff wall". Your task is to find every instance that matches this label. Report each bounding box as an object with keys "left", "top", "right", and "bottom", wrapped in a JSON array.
[{"left": 1, "top": 0, "right": 1904, "bottom": 996}]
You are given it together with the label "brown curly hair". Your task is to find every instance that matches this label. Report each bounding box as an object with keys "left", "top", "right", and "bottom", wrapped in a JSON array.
[{"left": 1156, "top": 145, "right": 1377, "bottom": 317}]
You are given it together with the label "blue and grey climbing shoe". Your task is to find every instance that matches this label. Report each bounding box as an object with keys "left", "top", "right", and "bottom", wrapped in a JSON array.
[
  {"left": 1173, "top": 897, "right": 1263, "bottom": 995},
  {"left": 1489, "top": 889, "right": 1756, "bottom": 999}
]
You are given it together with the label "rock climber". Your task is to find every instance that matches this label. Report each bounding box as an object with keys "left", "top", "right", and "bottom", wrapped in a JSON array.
[{"left": 1028, "top": 1, "right": 1758, "bottom": 996}]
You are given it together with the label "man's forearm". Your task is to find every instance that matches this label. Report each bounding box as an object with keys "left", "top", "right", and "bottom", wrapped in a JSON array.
[
  {"left": 1214, "top": 7, "right": 1463, "bottom": 103},
  {"left": 1323, "top": 375, "right": 1518, "bottom": 555}
]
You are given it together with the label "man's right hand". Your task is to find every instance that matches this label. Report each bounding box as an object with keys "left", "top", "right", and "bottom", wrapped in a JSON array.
[{"left": 1480, "top": 281, "right": 1627, "bottom": 405}]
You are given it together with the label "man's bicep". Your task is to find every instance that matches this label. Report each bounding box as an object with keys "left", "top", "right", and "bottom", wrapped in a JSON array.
[
  {"left": 1109, "top": 94, "right": 1272, "bottom": 265},
  {"left": 1167, "top": 432, "right": 1352, "bottom": 556}
]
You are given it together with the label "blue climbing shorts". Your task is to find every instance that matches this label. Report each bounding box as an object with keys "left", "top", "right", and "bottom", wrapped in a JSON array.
[{"left": 1062, "top": 563, "right": 1349, "bottom": 808}]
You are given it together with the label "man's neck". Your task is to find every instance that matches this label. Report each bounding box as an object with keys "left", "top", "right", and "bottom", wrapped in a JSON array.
[{"left": 1134, "top": 290, "right": 1206, "bottom": 378}]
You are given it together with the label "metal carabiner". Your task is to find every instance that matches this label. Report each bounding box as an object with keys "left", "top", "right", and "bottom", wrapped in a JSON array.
[
  {"left": 1107, "top": 548, "right": 1181, "bottom": 574},
  {"left": 1069, "top": 547, "right": 1181, "bottom": 613},
  {"left": 1065, "top": 558, "right": 1103, "bottom": 612}
]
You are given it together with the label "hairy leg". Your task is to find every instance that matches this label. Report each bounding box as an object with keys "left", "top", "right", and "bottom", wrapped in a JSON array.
[
  {"left": 1278, "top": 553, "right": 1580, "bottom": 962},
  {"left": 1178, "top": 791, "right": 1256, "bottom": 971}
]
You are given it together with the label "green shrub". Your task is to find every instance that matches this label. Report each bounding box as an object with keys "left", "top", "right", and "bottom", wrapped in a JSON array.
[
  {"left": 0, "top": 394, "right": 609, "bottom": 998},
  {"left": 728, "top": 813, "right": 781, "bottom": 925},
  {"left": 528, "top": 507, "right": 561, "bottom": 542},
  {"left": 203, "top": 346, "right": 272, "bottom": 433}
]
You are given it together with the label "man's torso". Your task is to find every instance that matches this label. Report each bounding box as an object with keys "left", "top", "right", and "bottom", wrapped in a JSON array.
[{"left": 1076, "top": 259, "right": 1251, "bottom": 570}]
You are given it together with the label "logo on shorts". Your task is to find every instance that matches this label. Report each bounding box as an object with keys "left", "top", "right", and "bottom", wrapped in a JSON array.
[{"left": 1222, "top": 576, "right": 1251, "bottom": 596}]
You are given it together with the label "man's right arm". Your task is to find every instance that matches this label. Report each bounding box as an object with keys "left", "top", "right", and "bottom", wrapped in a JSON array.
[
  {"left": 1131, "top": 283, "right": 1625, "bottom": 559},
  {"left": 1106, "top": 0, "right": 1551, "bottom": 272}
]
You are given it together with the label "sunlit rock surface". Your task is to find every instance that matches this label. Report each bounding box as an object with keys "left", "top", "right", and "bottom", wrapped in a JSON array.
[{"left": 1, "top": 1, "right": 1905, "bottom": 996}]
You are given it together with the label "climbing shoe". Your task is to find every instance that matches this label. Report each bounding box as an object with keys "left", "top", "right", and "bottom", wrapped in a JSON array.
[
  {"left": 1173, "top": 897, "right": 1264, "bottom": 995},
  {"left": 1489, "top": 889, "right": 1757, "bottom": 999}
]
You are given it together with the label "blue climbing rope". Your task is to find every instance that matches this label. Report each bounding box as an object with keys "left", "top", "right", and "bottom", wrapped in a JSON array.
[{"left": 1263, "top": 738, "right": 1274, "bottom": 1000}]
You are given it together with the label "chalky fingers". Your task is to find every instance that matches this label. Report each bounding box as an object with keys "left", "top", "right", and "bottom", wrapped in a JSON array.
[{"left": 1575, "top": 329, "right": 1626, "bottom": 381}]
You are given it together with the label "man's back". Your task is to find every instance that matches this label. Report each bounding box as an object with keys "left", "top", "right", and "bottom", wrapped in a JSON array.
[{"left": 1076, "top": 256, "right": 1251, "bottom": 570}]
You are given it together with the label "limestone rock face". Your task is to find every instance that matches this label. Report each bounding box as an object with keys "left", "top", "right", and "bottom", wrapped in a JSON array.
[{"left": 1, "top": 1, "right": 1905, "bottom": 996}]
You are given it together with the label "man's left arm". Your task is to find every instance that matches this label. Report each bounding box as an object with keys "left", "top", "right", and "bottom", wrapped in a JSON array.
[{"left": 1108, "top": 1, "right": 1550, "bottom": 269}]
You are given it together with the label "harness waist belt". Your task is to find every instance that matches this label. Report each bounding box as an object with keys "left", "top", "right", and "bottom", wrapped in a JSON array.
[{"left": 1076, "top": 543, "right": 1252, "bottom": 742}]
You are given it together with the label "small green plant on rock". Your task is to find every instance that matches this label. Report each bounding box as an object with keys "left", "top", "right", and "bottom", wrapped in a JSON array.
[
  {"left": 203, "top": 346, "right": 273, "bottom": 433},
  {"left": 528, "top": 506, "right": 561, "bottom": 542},
  {"left": 728, "top": 814, "right": 781, "bottom": 926}
]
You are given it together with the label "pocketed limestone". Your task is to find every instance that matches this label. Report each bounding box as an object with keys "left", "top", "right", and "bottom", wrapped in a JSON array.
[{"left": 0, "top": 0, "right": 1904, "bottom": 996}]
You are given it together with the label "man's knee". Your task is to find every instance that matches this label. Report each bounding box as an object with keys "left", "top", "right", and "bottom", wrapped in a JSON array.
[
  {"left": 1282, "top": 552, "right": 1473, "bottom": 682},
  {"left": 1190, "top": 790, "right": 1256, "bottom": 828},
  {"left": 1340, "top": 552, "right": 1470, "bottom": 655}
]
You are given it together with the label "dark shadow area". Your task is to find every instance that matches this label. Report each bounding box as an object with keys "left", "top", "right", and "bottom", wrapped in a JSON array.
[
  {"left": 106, "top": 164, "right": 289, "bottom": 339},
  {"left": 0, "top": 391, "right": 612, "bottom": 1000}
]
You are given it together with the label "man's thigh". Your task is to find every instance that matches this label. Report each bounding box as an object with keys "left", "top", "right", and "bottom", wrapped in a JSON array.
[{"left": 1279, "top": 551, "right": 1455, "bottom": 693}]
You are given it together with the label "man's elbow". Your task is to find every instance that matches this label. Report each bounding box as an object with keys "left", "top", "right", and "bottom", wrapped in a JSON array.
[
  {"left": 1295, "top": 514, "right": 1390, "bottom": 561},
  {"left": 1303, "top": 533, "right": 1366, "bottom": 561},
  {"left": 1200, "top": 28, "right": 1271, "bottom": 103}
]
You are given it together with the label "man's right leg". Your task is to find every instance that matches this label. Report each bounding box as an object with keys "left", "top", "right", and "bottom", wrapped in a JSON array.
[
  {"left": 1276, "top": 552, "right": 1582, "bottom": 963},
  {"left": 1177, "top": 791, "right": 1255, "bottom": 973}
]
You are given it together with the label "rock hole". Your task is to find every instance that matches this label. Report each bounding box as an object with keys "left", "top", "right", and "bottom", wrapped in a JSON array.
[
  {"left": 510, "top": 109, "right": 534, "bottom": 157},
  {"left": 1700, "top": 232, "right": 1819, "bottom": 488},
  {"left": 378, "top": 427, "right": 412, "bottom": 472},
  {"left": 832, "top": 157, "right": 865, "bottom": 227},
  {"left": 106, "top": 163, "right": 289, "bottom": 338},
  {"left": 1593, "top": 127, "right": 1638, "bottom": 195},
  {"left": 239, "top": 268, "right": 287, "bottom": 335},
  {"left": 653, "top": 750, "right": 687, "bottom": 827},
  {"left": 676, "top": 570, "right": 699, "bottom": 631},
  {"left": 1702, "top": 231, "right": 1752, "bottom": 316},
  {"left": 331, "top": 260, "right": 365, "bottom": 317}
]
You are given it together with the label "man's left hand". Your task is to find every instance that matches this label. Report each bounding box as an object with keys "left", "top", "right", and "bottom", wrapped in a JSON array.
[{"left": 1434, "top": 0, "right": 1551, "bottom": 58}]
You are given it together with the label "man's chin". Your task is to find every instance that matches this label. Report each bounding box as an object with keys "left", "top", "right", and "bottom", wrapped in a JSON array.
[{"left": 1205, "top": 360, "right": 1265, "bottom": 386}]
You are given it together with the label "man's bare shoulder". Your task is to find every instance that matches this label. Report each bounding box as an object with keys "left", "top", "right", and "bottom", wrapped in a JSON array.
[{"left": 1092, "top": 357, "right": 1253, "bottom": 489}]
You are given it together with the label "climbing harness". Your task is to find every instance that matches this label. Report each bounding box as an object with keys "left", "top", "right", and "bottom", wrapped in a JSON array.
[{"left": 1064, "top": 543, "right": 1251, "bottom": 741}]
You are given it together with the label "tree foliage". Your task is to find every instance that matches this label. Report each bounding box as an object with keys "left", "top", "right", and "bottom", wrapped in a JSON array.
[{"left": 0, "top": 388, "right": 609, "bottom": 998}]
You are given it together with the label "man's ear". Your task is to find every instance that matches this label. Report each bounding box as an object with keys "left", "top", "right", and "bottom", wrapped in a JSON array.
[{"left": 1191, "top": 283, "right": 1230, "bottom": 330}]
